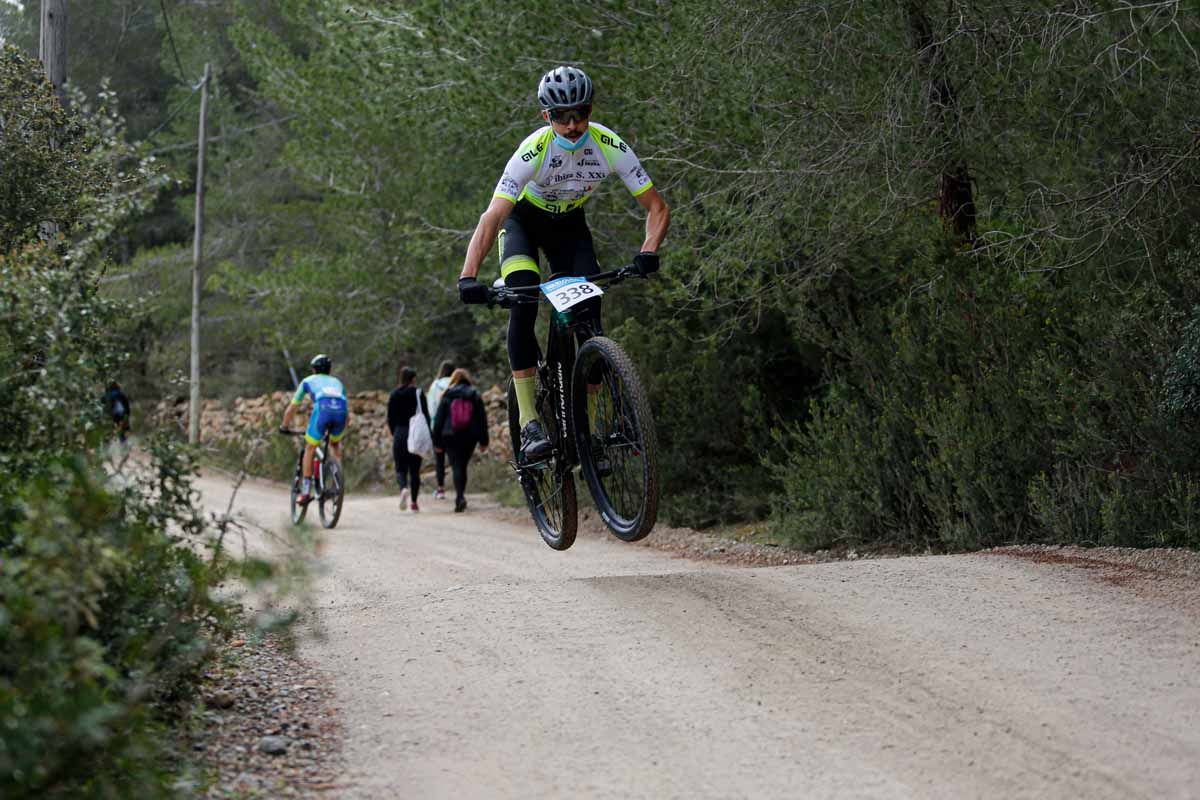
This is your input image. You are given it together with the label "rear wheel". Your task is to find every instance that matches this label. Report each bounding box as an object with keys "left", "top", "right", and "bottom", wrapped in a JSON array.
[
  {"left": 573, "top": 336, "right": 659, "bottom": 541},
  {"left": 289, "top": 460, "right": 307, "bottom": 525},
  {"left": 507, "top": 376, "right": 578, "bottom": 550},
  {"left": 318, "top": 457, "right": 344, "bottom": 529}
]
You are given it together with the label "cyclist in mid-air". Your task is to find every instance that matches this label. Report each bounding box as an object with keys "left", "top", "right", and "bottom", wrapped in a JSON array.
[
  {"left": 280, "top": 354, "right": 349, "bottom": 504},
  {"left": 456, "top": 65, "right": 670, "bottom": 463}
]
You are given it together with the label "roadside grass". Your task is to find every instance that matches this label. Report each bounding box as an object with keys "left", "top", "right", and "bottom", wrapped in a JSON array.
[
  {"left": 466, "top": 457, "right": 525, "bottom": 508},
  {"left": 198, "top": 429, "right": 389, "bottom": 496}
]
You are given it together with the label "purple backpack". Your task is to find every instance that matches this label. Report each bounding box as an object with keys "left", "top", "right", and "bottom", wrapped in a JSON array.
[{"left": 450, "top": 396, "right": 474, "bottom": 434}]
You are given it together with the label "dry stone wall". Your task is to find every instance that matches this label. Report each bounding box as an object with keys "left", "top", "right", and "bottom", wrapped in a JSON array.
[{"left": 154, "top": 386, "right": 513, "bottom": 480}]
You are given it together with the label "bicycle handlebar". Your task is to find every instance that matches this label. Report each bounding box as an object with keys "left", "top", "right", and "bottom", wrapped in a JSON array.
[
  {"left": 278, "top": 428, "right": 306, "bottom": 437},
  {"left": 484, "top": 264, "right": 646, "bottom": 309}
]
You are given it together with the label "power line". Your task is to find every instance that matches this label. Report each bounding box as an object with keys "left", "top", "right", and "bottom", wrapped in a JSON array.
[
  {"left": 145, "top": 77, "right": 203, "bottom": 141},
  {"left": 148, "top": 115, "right": 297, "bottom": 155},
  {"left": 158, "top": 0, "right": 188, "bottom": 84}
]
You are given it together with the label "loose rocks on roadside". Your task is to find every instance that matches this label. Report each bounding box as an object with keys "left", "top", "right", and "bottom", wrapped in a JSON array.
[
  {"left": 195, "top": 631, "right": 344, "bottom": 797},
  {"left": 986, "top": 544, "right": 1200, "bottom": 608}
]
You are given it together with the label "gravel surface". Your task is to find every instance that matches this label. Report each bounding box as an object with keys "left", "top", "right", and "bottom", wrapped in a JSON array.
[
  {"left": 195, "top": 631, "right": 344, "bottom": 798},
  {"left": 489, "top": 502, "right": 886, "bottom": 567},
  {"left": 196, "top": 473, "right": 1200, "bottom": 799}
]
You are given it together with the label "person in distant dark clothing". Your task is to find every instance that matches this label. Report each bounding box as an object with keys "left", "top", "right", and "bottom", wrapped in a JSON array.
[
  {"left": 432, "top": 368, "right": 489, "bottom": 513},
  {"left": 103, "top": 381, "right": 131, "bottom": 443},
  {"left": 426, "top": 359, "right": 455, "bottom": 500},
  {"left": 387, "top": 366, "right": 431, "bottom": 512}
]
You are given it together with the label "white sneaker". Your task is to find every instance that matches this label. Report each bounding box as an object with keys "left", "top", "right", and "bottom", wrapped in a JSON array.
[{"left": 398, "top": 487, "right": 409, "bottom": 510}]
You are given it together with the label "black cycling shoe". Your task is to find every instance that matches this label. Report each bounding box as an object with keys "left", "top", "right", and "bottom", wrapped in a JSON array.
[{"left": 520, "top": 419, "right": 553, "bottom": 464}]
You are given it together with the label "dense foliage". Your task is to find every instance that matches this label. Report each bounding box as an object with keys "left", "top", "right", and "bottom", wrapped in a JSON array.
[
  {"left": 0, "top": 44, "right": 231, "bottom": 796},
  {"left": 6, "top": 2, "right": 1200, "bottom": 546}
]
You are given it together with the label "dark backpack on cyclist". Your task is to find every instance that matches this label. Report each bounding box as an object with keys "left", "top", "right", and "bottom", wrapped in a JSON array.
[{"left": 450, "top": 396, "right": 474, "bottom": 434}]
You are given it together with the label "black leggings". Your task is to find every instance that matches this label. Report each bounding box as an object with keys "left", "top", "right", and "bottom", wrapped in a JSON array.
[
  {"left": 392, "top": 428, "right": 422, "bottom": 498},
  {"left": 434, "top": 448, "right": 447, "bottom": 489},
  {"left": 447, "top": 440, "right": 476, "bottom": 502}
]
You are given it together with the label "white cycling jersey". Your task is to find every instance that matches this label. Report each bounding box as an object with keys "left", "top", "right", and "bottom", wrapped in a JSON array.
[{"left": 493, "top": 122, "right": 653, "bottom": 215}]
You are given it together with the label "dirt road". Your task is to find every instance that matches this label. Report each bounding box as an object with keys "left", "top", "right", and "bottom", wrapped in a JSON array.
[{"left": 198, "top": 473, "right": 1200, "bottom": 799}]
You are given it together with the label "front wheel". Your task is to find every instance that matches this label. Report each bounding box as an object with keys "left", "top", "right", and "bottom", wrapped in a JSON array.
[
  {"left": 573, "top": 336, "right": 659, "bottom": 541},
  {"left": 318, "top": 458, "right": 344, "bottom": 529},
  {"left": 507, "top": 377, "right": 578, "bottom": 550}
]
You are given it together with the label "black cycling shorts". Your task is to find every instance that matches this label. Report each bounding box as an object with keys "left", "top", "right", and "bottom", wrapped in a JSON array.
[
  {"left": 499, "top": 200, "right": 601, "bottom": 371},
  {"left": 498, "top": 200, "right": 599, "bottom": 280}
]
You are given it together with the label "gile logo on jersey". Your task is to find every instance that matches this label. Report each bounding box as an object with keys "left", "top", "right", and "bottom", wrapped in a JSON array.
[
  {"left": 521, "top": 141, "right": 546, "bottom": 162},
  {"left": 597, "top": 132, "right": 628, "bottom": 153}
]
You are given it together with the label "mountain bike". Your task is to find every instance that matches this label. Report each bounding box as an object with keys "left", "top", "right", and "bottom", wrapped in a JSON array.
[
  {"left": 487, "top": 264, "right": 660, "bottom": 550},
  {"left": 280, "top": 429, "right": 344, "bottom": 529}
]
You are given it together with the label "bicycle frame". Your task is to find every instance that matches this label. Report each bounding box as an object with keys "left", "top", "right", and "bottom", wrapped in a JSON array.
[
  {"left": 493, "top": 266, "right": 635, "bottom": 471},
  {"left": 291, "top": 430, "right": 331, "bottom": 493}
]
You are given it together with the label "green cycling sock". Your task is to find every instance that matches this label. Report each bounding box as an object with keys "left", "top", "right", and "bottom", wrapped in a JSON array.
[{"left": 514, "top": 375, "right": 538, "bottom": 428}]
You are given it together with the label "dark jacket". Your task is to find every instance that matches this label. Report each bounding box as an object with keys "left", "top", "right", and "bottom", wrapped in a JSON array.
[
  {"left": 387, "top": 384, "right": 430, "bottom": 436},
  {"left": 104, "top": 386, "right": 130, "bottom": 421},
  {"left": 432, "top": 383, "right": 488, "bottom": 449}
]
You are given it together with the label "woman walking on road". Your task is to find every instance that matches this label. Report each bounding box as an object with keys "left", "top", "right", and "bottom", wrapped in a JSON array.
[
  {"left": 432, "top": 368, "right": 489, "bottom": 513},
  {"left": 426, "top": 360, "right": 455, "bottom": 500},
  {"left": 387, "top": 366, "right": 431, "bottom": 512}
]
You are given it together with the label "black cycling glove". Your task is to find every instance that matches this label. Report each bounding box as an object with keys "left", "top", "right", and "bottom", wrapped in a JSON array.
[
  {"left": 458, "top": 277, "right": 488, "bottom": 305},
  {"left": 633, "top": 251, "right": 660, "bottom": 277}
]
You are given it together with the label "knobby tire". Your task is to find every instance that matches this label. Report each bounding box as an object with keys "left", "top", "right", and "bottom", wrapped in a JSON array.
[
  {"left": 290, "top": 460, "right": 308, "bottom": 525},
  {"left": 573, "top": 336, "right": 659, "bottom": 541},
  {"left": 507, "top": 377, "right": 578, "bottom": 550},
  {"left": 318, "top": 457, "right": 344, "bottom": 529}
]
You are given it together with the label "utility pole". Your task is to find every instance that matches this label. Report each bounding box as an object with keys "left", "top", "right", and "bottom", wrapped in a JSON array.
[
  {"left": 189, "top": 63, "right": 211, "bottom": 445},
  {"left": 39, "top": 0, "right": 67, "bottom": 104}
]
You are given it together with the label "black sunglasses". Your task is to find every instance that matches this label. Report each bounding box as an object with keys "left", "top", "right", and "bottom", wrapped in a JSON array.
[{"left": 549, "top": 104, "right": 591, "bottom": 123}]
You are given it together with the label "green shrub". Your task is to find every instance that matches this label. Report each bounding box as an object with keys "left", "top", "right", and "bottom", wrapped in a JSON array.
[
  {"left": 0, "top": 45, "right": 242, "bottom": 797},
  {"left": 770, "top": 236, "right": 1200, "bottom": 552},
  {"left": 615, "top": 305, "right": 819, "bottom": 528},
  {"left": 0, "top": 446, "right": 222, "bottom": 798}
]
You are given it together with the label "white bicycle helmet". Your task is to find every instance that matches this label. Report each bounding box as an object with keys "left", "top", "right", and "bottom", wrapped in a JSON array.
[{"left": 537, "top": 66, "right": 594, "bottom": 110}]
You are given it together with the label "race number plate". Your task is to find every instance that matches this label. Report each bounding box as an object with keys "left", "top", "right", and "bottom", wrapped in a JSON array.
[{"left": 541, "top": 276, "right": 604, "bottom": 312}]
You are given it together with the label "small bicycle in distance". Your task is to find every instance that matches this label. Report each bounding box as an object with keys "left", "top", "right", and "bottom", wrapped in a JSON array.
[
  {"left": 486, "top": 264, "right": 660, "bottom": 550},
  {"left": 279, "top": 428, "right": 345, "bottom": 529}
]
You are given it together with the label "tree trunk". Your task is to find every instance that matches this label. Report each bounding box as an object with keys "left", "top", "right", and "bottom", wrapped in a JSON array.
[
  {"left": 905, "top": 0, "right": 976, "bottom": 242},
  {"left": 38, "top": 0, "right": 67, "bottom": 105}
]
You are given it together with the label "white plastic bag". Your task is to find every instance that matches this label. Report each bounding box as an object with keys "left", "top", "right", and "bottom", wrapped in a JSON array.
[{"left": 406, "top": 393, "right": 434, "bottom": 460}]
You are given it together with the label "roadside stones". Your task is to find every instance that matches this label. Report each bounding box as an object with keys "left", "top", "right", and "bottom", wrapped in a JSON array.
[
  {"left": 208, "top": 689, "right": 236, "bottom": 709},
  {"left": 197, "top": 633, "right": 344, "bottom": 796},
  {"left": 153, "top": 385, "right": 515, "bottom": 475},
  {"left": 258, "top": 735, "right": 290, "bottom": 756}
]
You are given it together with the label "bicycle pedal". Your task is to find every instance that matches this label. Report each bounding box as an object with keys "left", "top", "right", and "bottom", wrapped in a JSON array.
[{"left": 515, "top": 451, "right": 554, "bottom": 470}]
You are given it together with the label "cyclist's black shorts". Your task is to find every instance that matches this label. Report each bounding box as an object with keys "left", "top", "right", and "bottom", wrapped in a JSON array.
[
  {"left": 498, "top": 199, "right": 599, "bottom": 280},
  {"left": 500, "top": 200, "right": 601, "bottom": 371}
]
